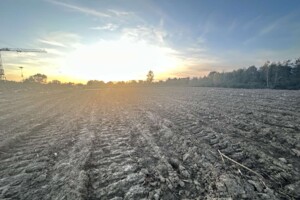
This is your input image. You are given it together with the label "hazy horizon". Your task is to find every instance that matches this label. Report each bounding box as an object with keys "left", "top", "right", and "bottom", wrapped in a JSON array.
[{"left": 1, "top": 0, "right": 300, "bottom": 83}]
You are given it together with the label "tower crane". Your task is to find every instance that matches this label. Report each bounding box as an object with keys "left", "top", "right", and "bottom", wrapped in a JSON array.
[{"left": 0, "top": 48, "right": 47, "bottom": 80}]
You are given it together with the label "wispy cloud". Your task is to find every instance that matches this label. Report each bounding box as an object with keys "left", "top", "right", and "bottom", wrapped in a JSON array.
[
  {"left": 243, "top": 37, "right": 256, "bottom": 45},
  {"left": 243, "top": 15, "right": 261, "bottom": 30},
  {"left": 199, "top": 12, "right": 217, "bottom": 37},
  {"left": 107, "top": 9, "right": 133, "bottom": 17},
  {"left": 168, "top": 55, "right": 223, "bottom": 78},
  {"left": 258, "top": 13, "right": 295, "bottom": 36},
  {"left": 38, "top": 39, "right": 66, "bottom": 47},
  {"left": 121, "top": 25, "right": 167, "bottom": 45},
  {"left": 259, "top": 21, "right": 278, "bottom": 36},
  {"left": 46, "top": 0, "right": 111, "bottom": 18},
  {"left": 186, "top": 47, "right": 206, "bottom": 54},
  {"left": 90, "top": 23, "right": 119, "bottom": 31},
  {"left": 38, "top": 32, "right": 81, "bottom": 49},
  {"left": 44, "top": 48, "right": 67, "bottom": 56},
  {"left": 243, "top": 13, "right": 297, "bottom": 45}
]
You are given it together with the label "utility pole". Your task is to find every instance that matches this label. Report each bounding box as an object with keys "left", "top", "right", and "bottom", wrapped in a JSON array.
[
  {"left": 0, "top": 53, "right": 5, "bottom": 80},
  {"left": 19, "top": 66, "right": 24, "bottom": 81}
]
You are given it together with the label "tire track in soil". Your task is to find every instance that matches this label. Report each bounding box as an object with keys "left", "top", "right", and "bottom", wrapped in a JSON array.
[
  {"left": 0, "top": 93, "right": 76, "bottom": 142},
  {"left": 0, "top": 91, "right": 78, "bottom": 128},
  {"left": 0, "top": 91, "right": 64, "bottom": 119},
  {"left": 133, "top": 108, "right": 207, "bottom": 200},
  {"left": 0, "top": 92, "right": 44, "bottom": 112},
  {"left": 1, "top": 88, "right": 298, "bottom": 199},
  {"left": 43, "top": 93, "right": 97, "bottom": 200},
  {"left": 0, "top": 92, "right": 78, "bottom": 148},
  {"left": 168, "top": 95, "right": 300, "bottom": 176},
  {"left": 84, "top": 109, "right": 148, "bottom": 200},
  {"left": 174, "top": 96, "right": 299, "bottom": 155},
  {"left": 132, "top": 112, "right": 197, "bottom": 200},
  {"left": 0, "top": 95, "right": 55, "bottom": 122},
  {"left": 146, "top": 95, "right": 298, "bottom": 199},
  {"left": 143, "top": 108, "right": 261, "bottom": 199},
  {"left": 0, "top": 91, "right": 92, "bottom": 199}
]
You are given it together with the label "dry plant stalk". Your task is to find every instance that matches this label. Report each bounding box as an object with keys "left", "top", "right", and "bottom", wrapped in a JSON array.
[
  {"left": 218, "top": 149, "right": 225, "bottom": 164},
  {"left": 218, "top": 149, "right": 267, "bottom": 187}
]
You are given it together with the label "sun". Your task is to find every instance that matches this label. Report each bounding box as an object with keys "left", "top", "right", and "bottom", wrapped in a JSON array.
[{"left": 61, "top": 38, "right": 181, "bottom": 82}]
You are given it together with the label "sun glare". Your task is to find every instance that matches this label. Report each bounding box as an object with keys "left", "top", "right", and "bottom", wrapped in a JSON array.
[{"left": 61, "top": 39, "right": 181, "bottom": 82}]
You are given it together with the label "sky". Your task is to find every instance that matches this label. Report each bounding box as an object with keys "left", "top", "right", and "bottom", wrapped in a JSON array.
[{"left": 0, "top": 0, "right": 300, "bottom": 83}]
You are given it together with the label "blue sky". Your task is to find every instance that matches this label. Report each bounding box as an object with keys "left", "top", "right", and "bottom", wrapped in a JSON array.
[{"left": 1, "top": 0, "right": 300, "bottom": 82}]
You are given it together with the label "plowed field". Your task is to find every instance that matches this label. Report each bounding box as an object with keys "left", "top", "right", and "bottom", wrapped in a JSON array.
[{"left": 0, "top": 87, "right": 299, "bottom": 199}]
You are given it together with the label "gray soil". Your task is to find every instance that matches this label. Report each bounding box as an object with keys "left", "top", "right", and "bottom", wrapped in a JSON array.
[{"left": 0, "top": 87, "right": 299, "bottom": 200}]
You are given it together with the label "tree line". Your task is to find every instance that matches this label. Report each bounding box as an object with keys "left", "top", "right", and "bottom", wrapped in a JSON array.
[
  {"left": 189, "top": 59, "right": 300, "bottom": 89},
  {"left": 159, "top": 58, "right": 300, "bottom": 89},
  {"left": 1, "top": 58, "right": 300, "bottom": 90},
  {"left": 87, "top": 59, "right": 300, "bottom": 89}
]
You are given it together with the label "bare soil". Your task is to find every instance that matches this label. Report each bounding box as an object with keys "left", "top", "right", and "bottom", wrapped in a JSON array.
[{"left": 0, "top": 87, "right": 299, "bottom": 200}]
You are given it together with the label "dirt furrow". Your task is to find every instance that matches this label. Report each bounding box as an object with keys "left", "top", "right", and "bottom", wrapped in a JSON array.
[
  {"left": 0, "top": 87, "right": 299, "bottom": 200},
  {"left": 0, "top": 91, "right": 65, "bottom": 118},
  {"left": 85, "top": 111, "right": 146, "bottom": 200},
  {"left": 43, "top": 97, "right": 97, "bottom": 200},
  {"left": 132, "top": 110, "right": 200, "bottom": 199},
  {"left": 0, "top": 91, "right": 92, "bottom": 199},
  {"left": 146, "top": 95, "right": 299, "bottom": 199},
  {"left": 0, "top": 94, "right": 74, "bottom": 143},
  {"left": 0, "top": 92, "right": 80, "bottom": 149}
]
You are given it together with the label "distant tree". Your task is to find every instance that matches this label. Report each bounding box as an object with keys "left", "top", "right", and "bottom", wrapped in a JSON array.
[
  {"left": 64, "top": 82, "right": 75, "bottom": 86},
  {"left": 49, "top": 80, "right": 61, "bottom": 85},
  {"left": 272, "top": 61, "right": 292, "bottom": 88},
  {"left": 129, "top": 80, "right": 137, "bottom": 84},
  {"left": 138, "top": 80, "right": 145, "bottom": 84},
  {"left": 106, "top": 81, "right": 114, "bottom": 87},
  {"left": 260, "top": 61, "right": 270, "bottom": 88},
  {"left": 87, "top": 80, "right": 105, "bottom": 87},
  {"left": 146, "top": 70, "right": 154, "bottom": 83},
  {"left": 189, "top": 77, "right": 199, "bottom": 86},
  {"left": 116, "top": 81, "right": 125, "bottom": 87},
  {"left": 291, "top": 58, "right": 300, "bottom": 88},
  {"left": 24, "top": 73, "right": 47, "bottom": 84},
  {"left": 244, "top": 66, "right": 259, "bottom": 87}
]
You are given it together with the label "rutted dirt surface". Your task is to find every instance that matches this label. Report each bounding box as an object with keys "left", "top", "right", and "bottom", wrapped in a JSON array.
[{"left": 0, "top": 87, "right": 299, "bottom": 200}]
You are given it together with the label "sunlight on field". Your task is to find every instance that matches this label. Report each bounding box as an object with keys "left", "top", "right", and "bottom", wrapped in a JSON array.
[
  {"left": 1, "top": 87, "right": 299, "bottom": 199},
  {"left": 61, "top": 39, "right": 182, "bottom": 82}
]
